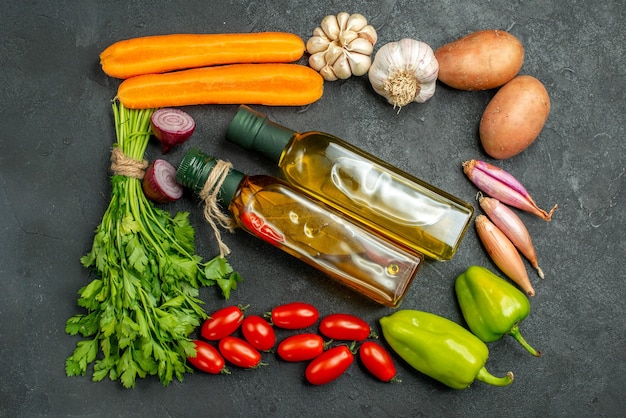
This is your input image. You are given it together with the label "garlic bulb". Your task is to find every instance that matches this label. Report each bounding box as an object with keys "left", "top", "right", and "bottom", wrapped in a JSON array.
[
  {"left": 368, "top": 38, "right": 439, "bottom": 109},
  {"left": 306, "top": 12, "right": 378, "bottom": 81}
]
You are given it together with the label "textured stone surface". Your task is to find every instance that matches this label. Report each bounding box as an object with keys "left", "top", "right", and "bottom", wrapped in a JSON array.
[{"left": 1, "top": 1, "right": 624, "bottom": 416}]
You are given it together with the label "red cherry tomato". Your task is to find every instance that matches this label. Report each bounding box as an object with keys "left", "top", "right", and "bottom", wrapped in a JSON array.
[
  {"left": 201, "top": 305, "right": 245, "bottom": 340},
  {"left": 241, "top": 315, "right": 276, "bottom": 351},
  {"left": 305, "top": 345, "right": 354, "bottom": 385},
  {"left": 187, "top": 340, "right": 227, "bottom": 374},
  {"left": 218, "top": 336, "right": 263, "bottom": 369},
  {"left": 277, "top": 333, "right": 325, "bottom": 362},
  {"left": 359, "top": 341, "right": 398, "bottom": 382},
  {"left": 269, "top": 302, "right": 319, "bottom": 329},
  {"left": 319, "top": 313, "right": 373, "bottom": 341}
]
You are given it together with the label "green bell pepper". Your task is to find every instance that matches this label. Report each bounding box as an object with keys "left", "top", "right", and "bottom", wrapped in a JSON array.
[
  {"left": 380, "top": 310, "right": 513, "bottom": 389},
  {"left": 455, "top": 265, "right": 541, "bottom": 356}
]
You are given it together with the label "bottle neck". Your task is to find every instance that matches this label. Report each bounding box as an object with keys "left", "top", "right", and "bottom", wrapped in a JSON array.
[
  {"left": 218, "top": 167, "right": 245, "bottom": 208},
  {"left": 176, "top": 148, "right": 245, "bottom": 208},
  {"left": 255, "top": 119, "right": 297, "bottom": 163},
  {"left": 226, "top": 105, "right": 297, "bottom": 163}
]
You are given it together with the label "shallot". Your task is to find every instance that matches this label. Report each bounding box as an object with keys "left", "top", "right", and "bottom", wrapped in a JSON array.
[
  {"left": 463, "top": 159, "right": 557, "bottom": 221},
  {"left": 478, "top": 193, "right": 544, "bottom": 279},
  {"left": 150, "top": 107, "right": 196, "bottom": 153},
  {"left": 475, "top": 214, "right": 535, "bottom": 297},
  {"left": 142, "top": 159, "right": 183, "bottom": 203}
]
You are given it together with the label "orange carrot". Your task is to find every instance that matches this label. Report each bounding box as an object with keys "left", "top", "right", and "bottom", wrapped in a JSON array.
[
  {"left": 117, "top": 63, "right": 324, "bottom": 109},
  {"left": 100, "top": 32, "right": 306, "bottom": 79}
]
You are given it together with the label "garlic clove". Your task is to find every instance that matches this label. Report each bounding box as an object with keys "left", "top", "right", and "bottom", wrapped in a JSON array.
[
  {"left": 416, "top": 62, "right": 439, "bottom": 83},
  {"left": 306, "top": 36, "right": 330, "bottom": 54},
  {"left": 387, "top": 40, "right": 409, "bottom": 68},
  {"left": 367, "top": 64, "right": 385, "bottom": 87},
  {"left": 336, "top": 12, "right": 351, "bottom": 31},
  {"left": 346, "top": 51, "right": 372, "bottom": 76},
  {"left": 358, "top": 25, "right": 378, "bottom": 45},
  {"left": 319, "top": 65, "right": 339, "bottom": 81},
  {"left": 324, "top": 42, "right": 344, "bottom": 66},
  {"left": 312, "top": 26, "right": 330, "bottom": 41},
  {"left": 415, "top": 82, "right": 436, "bottom": 103},
  {"left": 321, "top": 15, "right": 340, "bottom": 39},
  {"left": 308, "top": 51, "right": 328, "bottom": 72},
  {"left": 346, "top": 13, "right": 369, "bottom": 32},
  {"left": 332, "top": 55, "right": 353, "bottom": 79},
  {"left": 339, "top": 30, "right": 359, "bottom": 46},
  {"left": 346, "top": 37, "right": 374, "bottom": 55}
]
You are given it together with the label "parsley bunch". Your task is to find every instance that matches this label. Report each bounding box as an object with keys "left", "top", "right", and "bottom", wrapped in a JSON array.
[{"left": 65, "top": 101, "right": 243, "bottom": 388}]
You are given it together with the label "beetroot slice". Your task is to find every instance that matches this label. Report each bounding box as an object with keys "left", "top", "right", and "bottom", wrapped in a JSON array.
[
  {"left": 142, "top": 159, "right": 184, "bottom": 203},
  {"left": 150, "top": 108, "right": 196, "bottom": 154}
]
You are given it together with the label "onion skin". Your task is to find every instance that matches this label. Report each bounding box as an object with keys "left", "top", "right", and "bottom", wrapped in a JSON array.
[
  {"left": 463, "top": 159, "right": 557, "bottom": 221},
  {"left": 478, "top": 194, "right": 544, "bottom": 279},
  {"left": 479, "top": 75, "right": 550, "bottom": 159},
  {"left": 142, "top": 159, "right": 183, "bottom": 203},
  {"left": 150, "top": 108, "right": 196, "bottom": 154},
  {"left": 475, "top": 215, "right": 535, "bottom": 297}
]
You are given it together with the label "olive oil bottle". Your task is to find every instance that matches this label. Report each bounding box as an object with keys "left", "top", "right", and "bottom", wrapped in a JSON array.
[
  {"left": 226, "top": 105, "right": 474, "bottom": 261},
  {"left": 176, "top": 148, "right": 424, "bottom": 307}
]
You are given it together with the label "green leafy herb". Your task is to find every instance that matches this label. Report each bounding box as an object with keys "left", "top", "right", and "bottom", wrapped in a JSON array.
[{"left": 66, "top": 101, "right": 243, "bottom": 388}]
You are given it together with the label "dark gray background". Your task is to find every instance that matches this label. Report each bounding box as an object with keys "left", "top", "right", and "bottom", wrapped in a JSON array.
[{"left": 2, "top": 1, "right": 624, "bottom": 417}]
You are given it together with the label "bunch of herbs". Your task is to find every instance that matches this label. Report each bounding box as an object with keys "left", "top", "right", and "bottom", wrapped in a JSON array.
[{"left": 65, "top": 101, "right": 242, "bottom": 388}]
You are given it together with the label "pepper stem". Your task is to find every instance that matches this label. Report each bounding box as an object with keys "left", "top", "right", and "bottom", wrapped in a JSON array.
[
  {"left": 509, "top": 325, "right": 542, "bottom": 357},
  {"left": 475, "top": 367, "right": 514, "bottom": 387}
]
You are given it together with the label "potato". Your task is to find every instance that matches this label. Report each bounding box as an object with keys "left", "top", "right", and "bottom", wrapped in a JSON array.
[
  {"left": 479, "top": 75, "right": 550, "bottom": 159},
  {"left": 435, "top": 30, "right": 524, "bottom": 90}
]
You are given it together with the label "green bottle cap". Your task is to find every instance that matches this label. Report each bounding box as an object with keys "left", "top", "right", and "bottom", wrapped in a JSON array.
[
  {"left": 176, "top": 148, "right": 244, "bottom": 207},
  {"left": 226, "top": 105, "right": 296, "bottom": 163}
]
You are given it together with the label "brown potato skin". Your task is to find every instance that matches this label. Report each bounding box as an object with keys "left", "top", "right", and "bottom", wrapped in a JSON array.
[
  {"left": 479, "top": 75, "right": 550, "bottom": 159},
  {"left": 435, "top": 30, "right": 524, "bottom": 91}
]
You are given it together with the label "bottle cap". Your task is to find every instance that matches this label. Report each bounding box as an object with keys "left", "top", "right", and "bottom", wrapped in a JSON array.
[
  {"left": 176, "top": 148, "right": 244, "bottom": 207},
  {"left": 226, "top": 105, "right": 296, "bottom": 163}
]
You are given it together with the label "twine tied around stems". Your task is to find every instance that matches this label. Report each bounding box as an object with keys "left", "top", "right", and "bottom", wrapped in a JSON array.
[
  {"left": 199, "top": 159, "right": 237, "bottom": 257},
  {"left": 110, "top": 147, "right": 148, "bottom": 179}
]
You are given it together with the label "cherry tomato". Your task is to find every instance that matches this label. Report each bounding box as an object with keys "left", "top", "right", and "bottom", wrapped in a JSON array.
[
  {"left": 277, "top": 333, "right": 325, "bottom": 362},
  {"left": 201, "top": 305, "right": 246, "bottom": 340},
  {"left": 269, "top": 302, "right": 319, "bottom": 329},
  {"left": 242, "top": 315, "right": 276, "bottom": 351},
  {"left": 359, "top": 341, "right": 398, "bottom": 382},
  {"left": 319, "top": 313, "right": 373, "bottom": 341},
  {"left": 305, "top": 345, "right": 354, "bottom": 385},
  {"left": 218, "top": 336, "right": 263, "bottom": 369},
  {"left": 187, "top": 340, "right": 227, "bottom": 374}
]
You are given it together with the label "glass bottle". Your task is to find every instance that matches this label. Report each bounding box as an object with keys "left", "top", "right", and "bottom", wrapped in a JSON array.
[
  {"left": 176, "top": 148, "right": 424, "bottom": 308},
  {"left": 226, "top": 105, "right": 474, "bottom": 261}
]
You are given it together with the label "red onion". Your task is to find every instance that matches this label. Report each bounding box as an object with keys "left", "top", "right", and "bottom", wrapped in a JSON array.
[
  {"left": 150, "top": 108, "right": 196, "bottom": 154},
  {"left": 142, "top": 159, "right": 183, "bottom": 203},
  {"left": 463, "top": 159, "right": 557, "bottom": 221}
]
